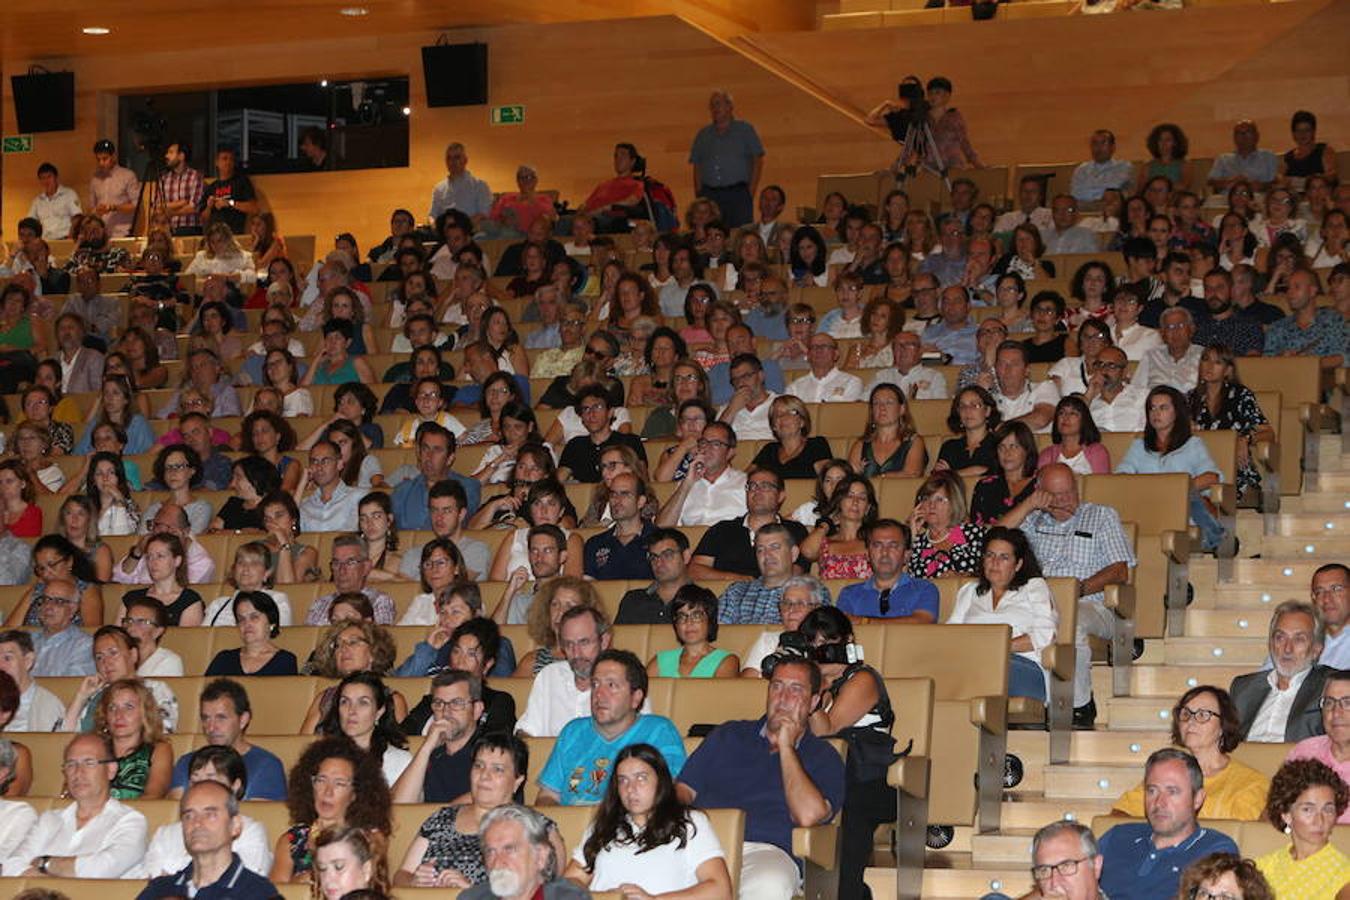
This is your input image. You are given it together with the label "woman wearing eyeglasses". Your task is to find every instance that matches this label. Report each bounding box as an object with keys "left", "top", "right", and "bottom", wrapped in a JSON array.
[
  {"left": 299, "top": 620, "right": 407, "bottom": 733},
  {"left": 397, "top": 539, "right": 465, "bottom": 626},
  {"left": 4, "top": 534, "right": 104, "bottom": 628},
  {"left": 646, "top": 585, "right": 738, "bottom": 679},
  {"left": 271, "top": 736, "right": 391, "bottom": 884},
  {"left": 118, "top": 533, "right": 203, "bottom": 627},
  {"left": 1177, "top": 853, "right": 1273, "bottom": 900},
  {"left": 1255, "top": 759, "right": 1350, "bottom": 897},
  {"left": 1111, "top": 685, "right": 1269, "bottom": 820}
]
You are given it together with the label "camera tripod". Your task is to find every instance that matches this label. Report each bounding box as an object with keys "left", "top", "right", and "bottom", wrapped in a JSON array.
[{"left": 892, "top": 115, "right": 950, "bottom": 192}]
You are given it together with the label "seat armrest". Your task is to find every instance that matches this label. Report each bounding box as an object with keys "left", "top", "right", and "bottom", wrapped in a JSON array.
[
  {"left": 1042, "top": 643, "right": 1075, "bottom": 682},
  {"left": 1160, "top": 529, "right": 1191, "bottom": 563},
  {"left": 1212, "top": 483, "right": 1237, "bottom": 516},
  {"left": 792, "top": 823, "right": 838, "bottom": 868},
  {"left": 887, "top": 755, "right": 930, "bottom": 799},
  {"left": 1252, "top": 439, "right": 1279, "bottom": 474},
  {"left": 969, "top": 695, "right": 1007, "bottom": 734},
  {"left": 1103, "top": 583, "right": 1135, "bottom": 619}
]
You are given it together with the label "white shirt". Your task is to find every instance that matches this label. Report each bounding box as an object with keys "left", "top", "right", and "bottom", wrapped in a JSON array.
[
  {"left": 11, "top": 682, "right": 64, "bottom": 732},
  {"left": 1049, "top": 357, "right": 1090, "bottom": 398},
  {"left": 678, "top": 467, "right": 748, "bottom": 527},
  {"left": 827, "top": 246, "right": 855, "bottom": 265},
  {"left": 201, "top": 589, "right": 294, "bottom": 628},
  {"left": 743, "top": 630, "right": 786, "bottom": 673},
  {"left": 28, "top": 186, "right": 82, "bottom": 239},
  {"left": 787, "top": 368, "right": 864, "bottom": 404},
  {"left": 0, "top": 799, "right": 38, "bottom": 860},
  {"left": 516, "top": 660, "right": 591, "bottom": 738},
  {"left": 1246, "top": 667, "right": 1313, "bottom": 743},
  {"left": 948, "top": 578, "right": 1058, "bottom": 666},
  {"left": 399, "top": 592, "right": 438, "bottom": 626},
  {"left": 1113, "top": 323, "right": 1164, "bottom": 362},
  {"left": 719, "top": 392, "right": 777, "bottom": 441},
  {"left": 59, "top": 348, "right": 83, "bottom": 393},
  {"left": 382, "top": 746, "right": 413, "bottom": 785},
  {"left": 994, "top": 207, "right": 1053, "bottom": 235},
  {"left": 138, "top": 646, "right": 184, "bottom": 677},
  {"left": 1089, "top": 384, "right": 1148, "bottom": 433},
  {"left": 136, "top": 815, "right": 273, "bottom": 879},
  {"left": 995, "top": 380, "right": 1060, "bottom": 434},
  {"left": 1135, "top": 343, "right": 1203, "bottom": 392},
  {"left": 868, "top": 364, "right": 949, "bottom": 399},
  {"left": 2, "top": 797, "right": 147, "bottom": 878},
  {"left": 576, "top": 809, "right": 726, "bottom": 894}
]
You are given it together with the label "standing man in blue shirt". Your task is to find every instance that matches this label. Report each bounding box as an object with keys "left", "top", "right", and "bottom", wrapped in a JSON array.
[
  {"left": 1098, "top": 748, "right": 1237, "bottom": 900},
  {"left": 836, "top": 520, "right": 939, "bottom": 624},
  {"left": 689, "top": 90, "right": 765, "bottom": 229},
  {"left": 429, "top": 142, "right": 492, "bottom": 229},
  {"left": 1070, "top": 129, "right": 1134, "bottom": 203}
]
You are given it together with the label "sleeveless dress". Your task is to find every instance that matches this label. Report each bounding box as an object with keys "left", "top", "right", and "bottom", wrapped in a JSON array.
[
  {"left": 817, "top": 536, "right": 872, "bottom": 580},
  {"left": 313, "top": 357, "right": 360, "bottom": 385},
  {"left": 110, "top": 743, "right": 154, "bottom": 799},
  {"left": 860, "top": 436, "right": 920, "bottom": 478},
  {"left": 415, "top": 804, "right": 488, "bottom": 883},
  {"left": 655, "top": 647, "right": 732, "bottom": 679},
  {"left": 121, "top": 586, "right": 203, "bottom": 626},
  {"left": 1283, "top": 143, "right": 1327, "bottom": 178}
]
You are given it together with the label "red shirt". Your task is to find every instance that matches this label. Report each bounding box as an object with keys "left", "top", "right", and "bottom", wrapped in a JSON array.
[{"left": 7, "top": 503, "right": 41, "bottom": 537}]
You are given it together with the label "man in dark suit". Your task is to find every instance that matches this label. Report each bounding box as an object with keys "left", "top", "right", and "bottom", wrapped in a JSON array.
[{"left": 1229, "top": 600, "right": 1330, "bottom": 743}]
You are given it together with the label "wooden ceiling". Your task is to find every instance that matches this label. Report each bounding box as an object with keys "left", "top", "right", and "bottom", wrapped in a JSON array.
[{"left": 0, "top": 0, "right": 659, "bottom": 61}]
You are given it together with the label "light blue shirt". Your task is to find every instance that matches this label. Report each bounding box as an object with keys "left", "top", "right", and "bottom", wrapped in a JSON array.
[
  {"left": 33, "top": 626, "right": 95, "bottom": 677},
  {"left": 923, "top": 320, "right": 980, "bottom": 366},
  {"left": 1042, "top": 226, "right": 1100, "bottom": 255},
  {"left": 708, "top": 358, "right": 784, "bottom": 405},
  {"left": 73, "top": 413, "right": 155, "bottom": 456},
  {"left": 1115, "top": 435, "right": 1223, "bottom": 482},
  {"left": 430, "top": 171, "right": 492, "bottom": 220},
  {"left": 688, "top": 120, "right": 765, "bottom": 188},
  {"left": 1208, "top": 150, "right": 1279, "bottom": 186},
  {"left": 524, "top": 323, "right": 561, "bottom": 350},
  {"left": 1070, "top": 159, "right": 1134, "bottom": 201},
  {"left": 298, "top": 481, "right": 362, "bottom": 533},
  {"left": 539, "top": 714, "right": 686, "bottom": 805}
]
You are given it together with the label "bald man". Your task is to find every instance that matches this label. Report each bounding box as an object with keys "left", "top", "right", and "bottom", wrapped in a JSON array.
[{"left": 1002, "top": 464, "right": 1135, "bottom": 729}]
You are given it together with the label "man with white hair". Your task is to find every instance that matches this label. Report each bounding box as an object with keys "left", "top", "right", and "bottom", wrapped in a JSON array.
[
  {"left": 458, "top": 804, "right": 589, "bottom": 900},
  {"left": 430, "top": 141, "right": 492, "bottom": 226},
  {"left": 1230, "top": 600, "right": 1332, "bottom": 743},
  {"left": 787, "top": 333, "right": 863, "bottom": 403},
  {"left": 689, "top": 90, "right": 765, "bottom": 229},
  {"left": 1134, "top": 307, "right": 1202, "bottom": 391}
]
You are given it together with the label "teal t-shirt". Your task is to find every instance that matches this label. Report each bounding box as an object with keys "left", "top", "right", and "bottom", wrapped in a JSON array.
[{"left": 538, "top": 714, "right": 686, "bottom": 805}]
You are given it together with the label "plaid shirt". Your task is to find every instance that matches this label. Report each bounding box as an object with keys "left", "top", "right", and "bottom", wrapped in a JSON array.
[
  {"left": 718, "top": 579, "right": 787, "bottom": 626},
  {"left": 1020, "top": 502, "right": 1136, "bottom": 604},
  {"left": 159, "top": 166, "right": 203, "bottom": 230}
]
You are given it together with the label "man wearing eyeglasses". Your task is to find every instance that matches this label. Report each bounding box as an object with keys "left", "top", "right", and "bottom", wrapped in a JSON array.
[
  {"left": 615, "top": 529, "right": 694, "bottom": 625},
  {"left": 1085, "top": 347, "right": 1147, "bottom": 433},
  {"left": 114, "top": 502, "right": 217, "bottom": 585},
  {"left": 1041, "top": 195, "right": 1099, "bottom": 256},
  {"left": 1286, "top": 669, "right": 1350, "bottom": 821},
  {"left": 1134, "top": 307, "right": 1202, "bottom": 393},
  {"left": 31, "top": 578, "right": 95, "bottom": 678},
  {"left": 690, "top": 469, "right": 807, "bottom": 580},
  {"left": 708, "top": 325, "right": 785, "bottom": 405},
  {"left": 717, "top": 353, "right": 777, "bottom": 440},
  {"left": 1310, "top": 564, "right": 1350, "bottom": 670},
  {"left": 304, "top": 536, "right": 396, "bottom": 625},
  {"left": 1, "top": 732, "right": 147, "bottom": 877},
  {"left": 1027, "top": 820, "right": 1105, "bottom": 900},
  {"left": 657, "top": 421, "right": 748, "bottom": 528},
  {"left": 869, "top": 329, "right": 949, "bottom": 399},
  {"left": 787, "top": 333, "right": 864, "bottom": 404},
  {"left": 582, "top": 473, "right": 654, "bottom": 581},
  {"left": 836, "top": 520, "right": 937, "bottom": 624},
  {"left": 1096, "top": 749, "right": 1237, "bottom": 900},
  {"left": 533, "top": 301, "right": 589, "bottom": 379},
  {"left": 392, "top": 671, "right": 486, "bottom": 804},
  {"left": 1230, "top": 599, "right": 1331, "bottom": 743},
  {"left": 298, "top": 440, "right": 362, "bottom": 533},
  {"left": 1207, "top": 120, "right": 1278, "bottom": 193}
]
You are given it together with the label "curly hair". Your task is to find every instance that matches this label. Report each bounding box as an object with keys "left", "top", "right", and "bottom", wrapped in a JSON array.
[
  {"left": 1176, "top": 853, "right": 1272, "bottom": 900},
  {"left": 1264, "top": 758, "right": 1350, "bottom": 831},
  {"left": 527, "top": 575, "right": 599, "bottom": 648},
  {"left": 94, "top": 677, "right": 165, "bottom": 746},
  {"left": 285, "top": 736, "right": 391, "bottom": 834},
  {"left": 312, "top": 621, "right": 397, "bottom": 678},
  {"left": 309, "top": 824, "right": 392, "bottom": 900}
]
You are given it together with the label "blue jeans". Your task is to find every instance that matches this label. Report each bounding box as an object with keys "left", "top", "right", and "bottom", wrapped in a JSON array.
[
  {"left": 1189, "top": 489, "right": 1227, "bottom": 551},
  {"left": 1009, "top": 654, "right": 1047, "bottom": 702}
]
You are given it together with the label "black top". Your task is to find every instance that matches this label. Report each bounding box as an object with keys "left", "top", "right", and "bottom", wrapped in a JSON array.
[
  {"left": 138, "top": 853, "right": 280, "bottom": 900},
  {"left": 750, "top": 436, "right": 833, "bottom": 480},
  {"left": 694, "top": 517, "right": 810, "bottom": 577},
  {"left": 205, "top": 647, "right": 299, "bottom": 677},
  {"left": 615, "top": 585, "right": 674, "bottom": 624},
  {"left": 937, "top": 433, "right": 999, "bottom": 474},
  {"left": 122, "top": 586, "right": 203, "bottom": 626},
  {"left": 1237, "top": 300, "right": 1286, "bottom": 327},
  {"left": 199, "top": 173, "right": 257, "bottom": 233},
  {"left": 1139, "top": 294, "right": 1208, "bottom": 329},
  {"left": 559, "top": 431, "right": 647, "bottom": 483},
  {"left": 402, "top": 684, "right": 517, "bottom": 737},
  {"left": 969, "top": 473, "right": 1036, "bottom": 526},
  {"left": 1021, "top": 333, "right": 1068, "bottom": 365},
  {"left": 538, "top": 376, "right": 625, "bottom": 411},
  {"left": 216, "top": 496, "right": 264, "bottom": 532},
  {"left": 1283, "top": 143, "right": 1327, "bottom": 178}
]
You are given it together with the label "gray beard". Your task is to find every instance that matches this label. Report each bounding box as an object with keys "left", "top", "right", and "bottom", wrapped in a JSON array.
[{"left": 488, "top": 869, "right": 523, "bottom": 898}]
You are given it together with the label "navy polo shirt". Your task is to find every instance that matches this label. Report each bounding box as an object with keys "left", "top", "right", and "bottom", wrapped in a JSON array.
[
  {"left": 583, "top": 522, "right": 655, "bottom": 580},
  {"left": 1098, "top": 823, "right": 1238, "bottom": 900},
  {"left": 137, "top": 854, "right": 280, "bottom": 900},
  {"left": 836, "top": 575, "right": 939, "bottom": 620},
  {"left": 678, "top": 717, "right": 845, "bottom": 853}
]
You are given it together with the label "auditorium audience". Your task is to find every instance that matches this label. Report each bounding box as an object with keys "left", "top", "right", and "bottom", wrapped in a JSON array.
[
  {"left": 1230, "top": 600, "right": 1331, "bottom": 743},
  {"left": 168, "top": 678, "right": 287, "bottom": 801},
  {"left": 61, "top": 625, "right": 178, "bottom": 733}
]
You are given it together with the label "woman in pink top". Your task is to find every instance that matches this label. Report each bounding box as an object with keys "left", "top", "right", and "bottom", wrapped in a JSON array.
[
  {"left": 489, "top": 164, "right": 555, "bottom": 236},
  {"left": 801, "top": 473, "right": 876, "bottom": 580},
  {"left": 1037, "top": 397, "right": 1112, "bottom": 476}
]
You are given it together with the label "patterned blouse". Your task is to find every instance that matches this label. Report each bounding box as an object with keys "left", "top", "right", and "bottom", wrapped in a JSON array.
[
  {"left": 817, "top": 536, "right": 872, "bottom": 581},
  {"left": 907, "top": 523, "right": 986, "bottom": 579},
  {"left": 1188, "top": 382, "right": 1268, "bottom": 500},
  {"left": 110, "top": 743, "right": 153, "bottom": 800},
  {"left": 416, "top": 804, "right": 488, "bottom": 884}
]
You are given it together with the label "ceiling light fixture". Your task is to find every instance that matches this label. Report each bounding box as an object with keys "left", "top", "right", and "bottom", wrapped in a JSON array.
[
  {"left": 339, "top": 6, "right": 369, "bottom": 16},
  {"left": 81, "top": 26, "right": 111, "bottom": 35},
  {"left": 402, "top": 106, "right": 411, "bottom": 116}
]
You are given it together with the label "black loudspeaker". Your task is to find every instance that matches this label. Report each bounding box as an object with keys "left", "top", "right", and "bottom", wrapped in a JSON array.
[
  {"left": 421, "top": 42, "right": 488, "bottom": 108},
  {"left": 11, "top": 71, "right": 75, "bottom": 132}
]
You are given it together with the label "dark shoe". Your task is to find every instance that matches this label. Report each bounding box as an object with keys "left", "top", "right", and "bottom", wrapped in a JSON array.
[{"left": 1073, "top": 697, "right": 1097, "bottom": 730}]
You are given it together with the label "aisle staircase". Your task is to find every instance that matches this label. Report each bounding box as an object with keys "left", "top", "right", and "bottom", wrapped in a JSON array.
[{"left": 875, "top": 433, "right": 1350, "bottom": 898}]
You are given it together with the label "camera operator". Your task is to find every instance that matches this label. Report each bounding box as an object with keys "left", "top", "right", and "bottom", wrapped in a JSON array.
[
  {"left": 866, "top": 76, "right": 982, "bottom": 175},
  {"left": 766, "top": 606, "right": 898, "bottom": 900},
  {"left": 865, "top": 76, "right": 929, "bottom": 177}
]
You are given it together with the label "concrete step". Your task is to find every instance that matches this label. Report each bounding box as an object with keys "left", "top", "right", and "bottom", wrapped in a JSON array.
[
  {"left": 1093, "top": 664, "right": 1249, "bottom": 697},
  {"left": 1260, "top": 535, "right": 1350, "bottom": 557},
  {"left": 1105, "top": 696, "right": 1183, "bottom": 730},
  {"left": 1186, "top": 609, "right": 1277, "bottom": 637},
  {"left": 1164, "top": 636, "right": 1266, "bottom": 667},
  {"left": 1042, "top": 763, "right": 1140, "bottom": 800},
  {"left": 1265, "top": 513, "right": 1349, "bottom": 537},
  {"left": 970, "top": 830, "right": 1037, "bottom": 866}
]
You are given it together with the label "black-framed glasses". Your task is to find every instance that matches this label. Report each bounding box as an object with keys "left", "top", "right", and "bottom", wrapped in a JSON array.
[
  {"left": 1320, "top": 696, "right": 1350, "bottom": 711},
  {"left": 1176, "top": 707, "right": 1218, "bottom": 723},
  {"left": 1031, "top": 855, "right": 1093, "bottom": 881}
]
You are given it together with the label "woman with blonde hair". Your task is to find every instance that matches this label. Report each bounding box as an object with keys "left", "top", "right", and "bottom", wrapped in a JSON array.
[
  {"left": 11, "top": 421, "right": 64, "bottom": 493},
  {"left": 514, "top": 576, "right": 599, "bottom": 676},
  {"left": 313, "top": 824, "right": 391, "bottom": 900},
  {"left": 94, "top": 677, "right": 173, "bottom": 799},
  {"left": 749, "top": 394, "right": 833, "bottom": 480},
  {"left": 186, "top": 221, "right": 256, "bottom": 287}
]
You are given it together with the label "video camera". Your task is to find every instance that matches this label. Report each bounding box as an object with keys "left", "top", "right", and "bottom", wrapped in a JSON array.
[
  {"left": 760, "top": 630, "right": 864, "bottom": 678},
  {"left": 883, "top": 78, "right": 931, "bottom": 144}
]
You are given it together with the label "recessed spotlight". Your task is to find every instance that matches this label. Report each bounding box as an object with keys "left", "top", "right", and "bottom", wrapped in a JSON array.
[
  {"left": 401, "top": 106, "right": 411, "bottom": 116},
  {"left": 320, "top": 80, "right": 329, "bottom": 88},
  {"left": 339, "top": 6, "right": 369, "bottom": 15},
  {"left": 82, "top": 26, "right": 111, "bottom": 35}
]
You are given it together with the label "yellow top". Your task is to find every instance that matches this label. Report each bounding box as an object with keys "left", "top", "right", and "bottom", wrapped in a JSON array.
[
  {"left": 1112, "top": 757, "right": 1270, "bottom": 820},
  {"left": 1257, "top": 841, "right": 1350, "bottom": 900}
]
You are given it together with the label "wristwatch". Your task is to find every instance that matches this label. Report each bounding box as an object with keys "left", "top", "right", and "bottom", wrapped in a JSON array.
[{"left": 38, "top": 855, "right": 51, "bottom": 874}]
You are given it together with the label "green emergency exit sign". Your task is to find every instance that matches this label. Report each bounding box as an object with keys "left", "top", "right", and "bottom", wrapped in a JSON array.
[
  {"left": 2, "top": 135, "right": 33, "bottom": 153},
  {"left": 491, "top": 105, "right": 525, "bottom": 126}
]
